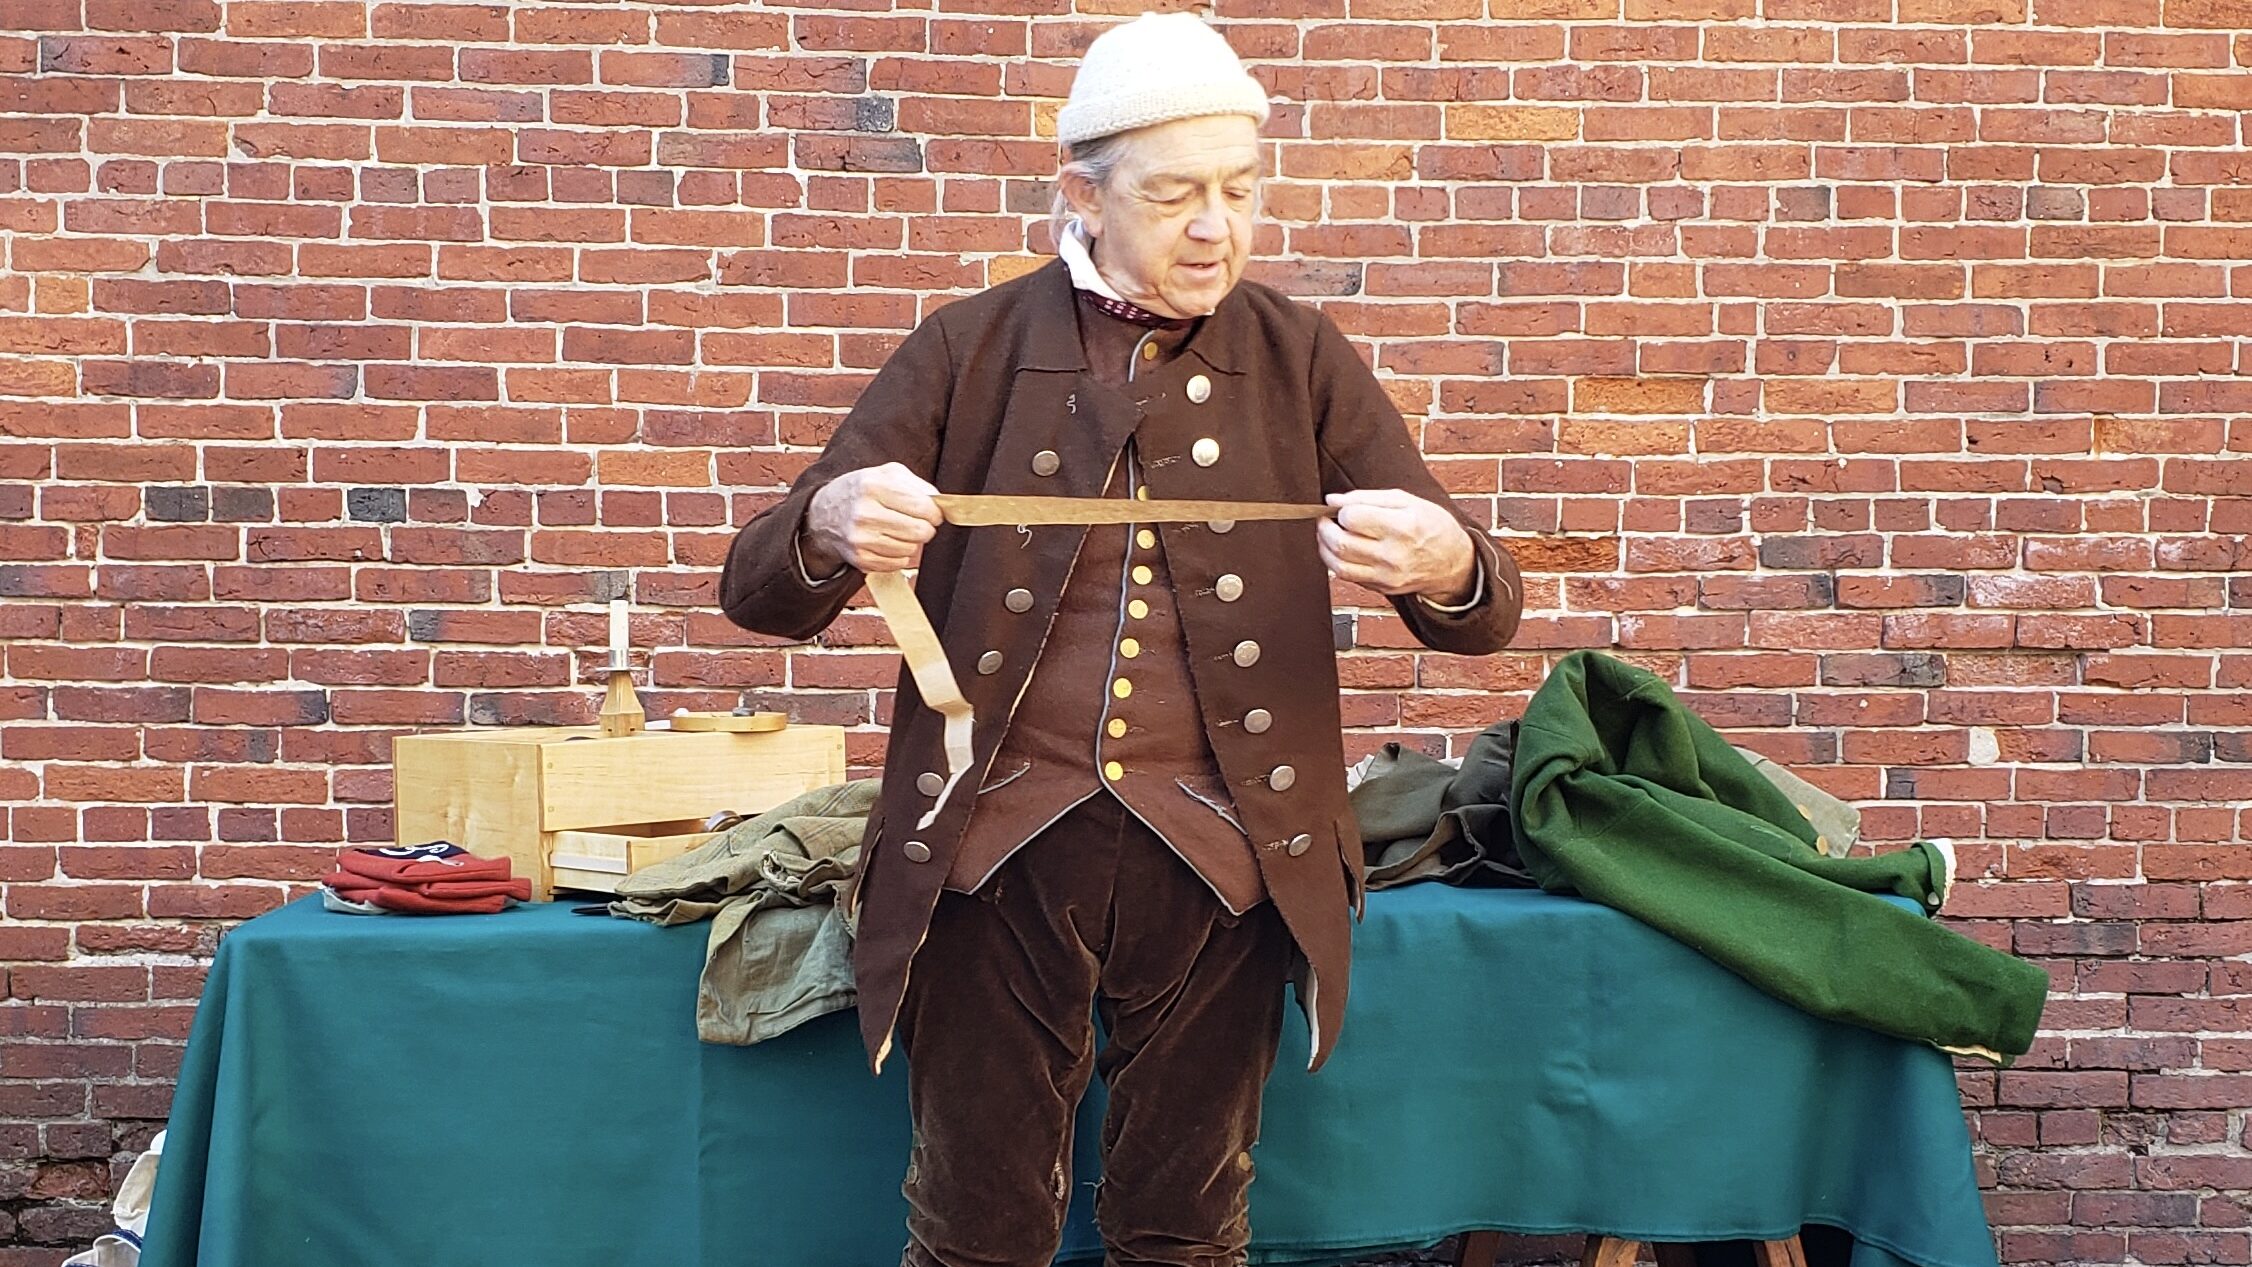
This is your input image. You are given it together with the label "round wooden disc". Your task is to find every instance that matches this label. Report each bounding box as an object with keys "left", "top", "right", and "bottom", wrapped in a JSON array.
[{"left": 667, "top": 711, "right": 789, "bottom": 733}]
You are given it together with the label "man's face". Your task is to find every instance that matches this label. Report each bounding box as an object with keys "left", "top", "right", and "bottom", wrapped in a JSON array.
[{"left": 1068, "top": 115, "right": 1261, "bottom": 320}]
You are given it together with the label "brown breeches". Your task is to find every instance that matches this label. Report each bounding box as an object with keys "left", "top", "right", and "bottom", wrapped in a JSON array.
[{"left": 895, "top": 792, "right": 1293, "bottom": 1267}]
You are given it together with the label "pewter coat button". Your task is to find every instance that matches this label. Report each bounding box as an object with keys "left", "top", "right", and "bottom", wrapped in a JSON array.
[
  {"left": 1268, "top": 764, "right": 1296, "bottom": 792},
  {"left": 1187, "top": 374, "right": 1211, "bottom": 404},
  {"left": 977, "top": 650, "right": 1003, "bottom": 675},
  {"left": 1285, "top": 833, "right": 1312, "bottom": 857},
  {"left": 915, "top": 771, "right": 944, "bottom": 797},
  {"left": 1232, "top": 640, "right": 1260, "bottom": 667},
  {"left": 1032, "top": 450, "right": 1060, "bottom": 477},
  {"left": 1243, "top": 708, "right": 1271, "bottom": 734},
  {"left": 1215, "top": 573, "right": 1243, "bottom": 602},
  {"left": 1208, "top": 520, "right": 1234, "bottom": 533},
  {"left": 1005, "top": 588, "right": 1034, "bottom": 613},
  {"left": 903, "top": 840, "right": 933, "bottom": 863},
  {"left": 1192, "top": 438, "right": 1220, "bottom": 467}
]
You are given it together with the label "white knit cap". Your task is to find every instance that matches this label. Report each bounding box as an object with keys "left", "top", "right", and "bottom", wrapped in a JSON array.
[{"left": 1056, "top": 12, "right": 1271, "bottom": 148}]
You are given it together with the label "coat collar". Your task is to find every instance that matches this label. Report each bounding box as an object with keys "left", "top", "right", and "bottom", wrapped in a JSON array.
[{"left": 1017, "top": 255, "right": 1250, "bottom": 377}]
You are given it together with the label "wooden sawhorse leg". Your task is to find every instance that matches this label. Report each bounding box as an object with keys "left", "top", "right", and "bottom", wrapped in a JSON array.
[
  {"left": 1580, "top": 1235, "right": 1809, "bottom": 1267},
  {"left": 1453, "top": 1231, "right": 1810, "bottom": 1267},
  {"left": 1451, "top": 1230, "right": 1504, "bottom": 1266}
]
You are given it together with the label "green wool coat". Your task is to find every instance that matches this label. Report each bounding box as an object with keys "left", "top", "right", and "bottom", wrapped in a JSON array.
[{"left": 1511, "top": 650, "right": 2050, "bottom": 1064}]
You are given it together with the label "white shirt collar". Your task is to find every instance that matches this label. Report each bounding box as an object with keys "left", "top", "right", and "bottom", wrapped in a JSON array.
[{"left": 1056, "top": 216, "right": 1125, "bottom": 302}]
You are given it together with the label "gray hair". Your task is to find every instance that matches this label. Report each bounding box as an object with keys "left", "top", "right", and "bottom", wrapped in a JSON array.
[{"left": 1048, "top": 130, "right": 1138, "bottom": 246}]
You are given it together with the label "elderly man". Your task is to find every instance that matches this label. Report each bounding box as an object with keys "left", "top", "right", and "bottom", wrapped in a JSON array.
[{"left": 719, "top": 12, "right": 1523, "bottom": 1266}]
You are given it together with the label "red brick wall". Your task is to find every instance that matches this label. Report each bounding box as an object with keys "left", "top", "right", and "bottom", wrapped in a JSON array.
[{"left": 2, "top": 0, "right": 2249, "bottom": 1259}]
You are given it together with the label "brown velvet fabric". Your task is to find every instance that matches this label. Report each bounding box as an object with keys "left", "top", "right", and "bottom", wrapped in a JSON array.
[{"left": 897, "top": 792, "right": 1290, "bottom": 1267}]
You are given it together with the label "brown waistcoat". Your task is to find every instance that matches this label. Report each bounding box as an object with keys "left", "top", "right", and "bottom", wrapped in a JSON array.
[
  {"left": 948, "top": 448, "right": 1264, "bottom": 914},
  {"left": 945, "top": 296, "right": 1263, "bottom": 914}
]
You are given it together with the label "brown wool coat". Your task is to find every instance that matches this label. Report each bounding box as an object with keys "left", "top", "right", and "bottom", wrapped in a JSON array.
[{"left": 719, "top": 257, "right": 1522, "bottom": 1073}]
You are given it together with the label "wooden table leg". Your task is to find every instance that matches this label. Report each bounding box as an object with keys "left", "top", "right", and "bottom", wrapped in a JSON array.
[
  {"left": 1452, "top": 1230, "right": 1505, "bottom": 1267},
  {"left": 1561, "top": 1230, "right": 1807, "bottom": 1267}
]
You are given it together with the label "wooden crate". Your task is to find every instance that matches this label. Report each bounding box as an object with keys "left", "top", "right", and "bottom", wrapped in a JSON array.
[
  {"left": 547, "top": 821, "right": 718, "bottom": 896},
  {"left": 391, "top": 724, "right": 847, "bottom": 901}
]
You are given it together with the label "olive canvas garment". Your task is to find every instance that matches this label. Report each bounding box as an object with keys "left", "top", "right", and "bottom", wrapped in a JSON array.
[{"left": 608, "top": 779, "right": 878, "bottom": 1046}]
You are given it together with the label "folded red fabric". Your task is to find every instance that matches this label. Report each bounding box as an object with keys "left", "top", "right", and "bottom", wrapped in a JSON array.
[
  {"left": 412, "top": 877, "right": 531, "bottom": 901},
  {"left": 325, "top": 844, "right": 528, "bottom": 916},
  {"left": 362, "top": 887, "right": 515, "bottom": 916},
  {"left": 337, "top": 843, "right": 514, "bottom": 887},
  {"left": 323, "top": 871, "right": 530, "bottom": 915},
  {"left": 323, "top": 872, "right": 530, "bottom": 902}
]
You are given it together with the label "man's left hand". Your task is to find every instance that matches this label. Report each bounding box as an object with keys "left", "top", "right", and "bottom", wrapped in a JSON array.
[{"left": 1318, "top": 489, "right": 1478, "bottom": 604}]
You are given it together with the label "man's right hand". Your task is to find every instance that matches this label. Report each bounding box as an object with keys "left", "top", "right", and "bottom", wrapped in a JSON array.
[{"left": 800, "top": 463, "right": 944, "bottom": 575}]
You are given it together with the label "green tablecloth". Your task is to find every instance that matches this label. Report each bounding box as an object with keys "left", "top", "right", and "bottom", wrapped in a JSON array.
[{"left": 143, "top": 888, "right": 2000, "bottom": 1267}]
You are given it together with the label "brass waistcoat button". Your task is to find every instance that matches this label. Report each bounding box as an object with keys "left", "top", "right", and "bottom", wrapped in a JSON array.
[
  {"left": 1187, "top": 374, "right": 1211, "bottom": 404},
  {"left": 1136, "top": 528, "right": 1155, "bottom": 550},
  {"left": 1103, "top": 760, "right": 1123, "bottom": 781},
  {"left": 1285, "top": 833, "right": 1312, "bottom": 857},
  {"left": 1004, "top": 588, "right": 1034, "bottom": 613},
  {"left": 903, "top": 840, "right": 933, "bottom": 863},
  {"left": 915, "top": 771, "right": 943, "bottom": 797},
  {"left": 1268, "top": 764, "right": 1296, "bottom": 792},
  {"left": 1132, "top": 564, "right": 1152, "bottom": 585},
  {"left": 977, "top": 650, "right": 1003, "bottom": 675},
  {"left": 1120, "top": 637, "right": 1140, "bottom": 658},
  {"left": 1191, "top": 438, "right": 1220, "bottom": 467},
  {"left": 1113, "top": 676, "right": 1132, "bottom": 699},
  {"left": 1140, "top": 341, "right": 1158, "bottom": 361},
  {"left": 1232, "top": 640, "right": 1260, "bottom": 668},
  {"left": 1215, "top": 573, "right": 1243, "bottom": 602},
  {"left": 1107, "top": 717, "right": 1127, "bottom": 738},
  {"left": 1031, "top": 450, "right": 1060, "bottom": 477},
  {"left": 1243, "top": 708, "right": 1272, "bottom": 734},
  {"left": 1127, "top": 598, "right": 1149, "bottom": 619}
]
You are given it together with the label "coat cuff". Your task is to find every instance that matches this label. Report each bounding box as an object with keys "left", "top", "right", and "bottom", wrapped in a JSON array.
[
  {"left": 793, "top": 527, "right": 852, "bottom": 588},
  {"left": 1413, "top": 528, "right": 1496, "bottom": 614}
]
